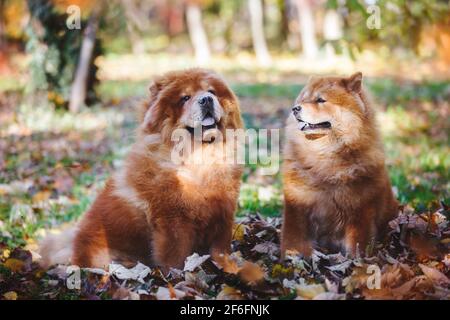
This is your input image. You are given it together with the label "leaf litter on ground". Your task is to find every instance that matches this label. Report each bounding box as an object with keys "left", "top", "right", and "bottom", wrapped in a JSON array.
[{"left": 0, "top": 204, "right": 449, "bottom": 300}]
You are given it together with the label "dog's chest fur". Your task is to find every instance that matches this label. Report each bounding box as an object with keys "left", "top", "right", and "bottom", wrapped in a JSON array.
[{"left": 309, "top": 184, "right": 365, "bottom": 235}]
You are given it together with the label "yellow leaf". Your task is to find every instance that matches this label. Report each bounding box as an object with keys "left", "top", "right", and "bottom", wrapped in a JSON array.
[
  {"left": 271, "top": 263, "right": 294, "bottom": 278},
  {"left": 32, "top": 191, "right": 51, "bottom": 203},
  {"left": 3, "top": 291, "right": 18, "bottom": 300},
  {"left": 232, "top": 223, "right": 245, "bottom": 241},
  {"left": 4, "top": 258, "right": 24, "bottom": 272},
  {"left": 2, "top": 249, "right": 11, "bottom": 259}
]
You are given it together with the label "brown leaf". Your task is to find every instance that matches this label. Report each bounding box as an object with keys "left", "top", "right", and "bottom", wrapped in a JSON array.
[
  {"left": 213, "top": 254, "right": 240, "bottom": 274},
  {"left": 238, "top": 262, "right": 265, "bottom": 285},
  {"left": 168, "top": 283, "right": 177, "bottom": 300},
  {"left": 419, "top": 263, "right": 450, "bottom": 285}
]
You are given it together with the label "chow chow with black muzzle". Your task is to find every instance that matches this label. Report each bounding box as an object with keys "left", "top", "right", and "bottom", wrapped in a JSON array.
[
  {"left": 281, "top": 72, "right": 399, "bottom": 258},
  {"left": 39, "top": 69, "right": 244, "bottom": 271}
]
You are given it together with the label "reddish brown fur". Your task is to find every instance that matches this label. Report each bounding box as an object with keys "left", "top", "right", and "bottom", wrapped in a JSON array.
[
  {"left": 281, "top": 72, "right": 398, "bottom": 257},
  {"left": 50, "top": 69, "right": 244, "bottom": 270}
]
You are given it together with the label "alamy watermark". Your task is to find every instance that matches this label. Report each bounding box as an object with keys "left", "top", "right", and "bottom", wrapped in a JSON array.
[
  {"left": 170, "top": 127, "right": 280, "bottom": 175},
  {"left": 366, "top": 264, "right": 382, "bottom": 289},
  {"left": 66, "top": 5, "right": 81, "bottom": 30}
]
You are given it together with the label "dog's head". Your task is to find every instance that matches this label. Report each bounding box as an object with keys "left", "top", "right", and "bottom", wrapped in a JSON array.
[
  {"left": 291, "top": 72, "right": 371, "bottom": 141},
  {"left": 140, "top": 69, "right": 242, "bottom": 143}
]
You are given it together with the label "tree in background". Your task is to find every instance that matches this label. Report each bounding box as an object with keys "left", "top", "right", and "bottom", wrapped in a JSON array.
[
  {"left": 295, "top": 0, "right": 319, "bottom": 59},
  {"left": 120, "top": 0, "right": 151, "bottom": 55},
  {"left": 68, "top": 2, "right": 103, "bottom": 113},
  {"left": 186, "top": 0, "right": 211, "bottom": 64},
  {"left": 323, "top": 5, "right": 343, "bottom": 59},
  {"left": 26, "top": 0, "right": 102, "bottom": 110},
  {"left": 328, "top": 0, "right": 450, "bottom": 59},
  {"left": 248, "top": 0, "right": 272, "bottom": 66}
]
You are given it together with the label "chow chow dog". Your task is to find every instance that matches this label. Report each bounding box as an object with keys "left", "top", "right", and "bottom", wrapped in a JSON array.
[
  {"left": 40, "top": 69, "right": 244, "bottom": 270},
  {"left": 281, "top": 72, "right": 398, "bottom": 257}
]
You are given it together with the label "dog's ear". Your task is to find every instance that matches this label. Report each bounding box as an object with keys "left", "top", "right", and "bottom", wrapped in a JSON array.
[
  {"left": 148, "top": 76, "right": 164, "bottom": 101},
  {"left": 344, "top": 72, "right": 363, "bottom": 93},
  {"left": 139, "top": 77, "right": 164, "bottom": 127}
]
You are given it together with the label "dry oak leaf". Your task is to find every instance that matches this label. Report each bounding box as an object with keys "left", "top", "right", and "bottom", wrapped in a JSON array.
[
  {"left": 213, "top": 254, "right": 265, "bottom": 284},
  {"left": 213, "top": 254, "right": 240, "bottom": 274},
  {"left": 238, "top": 262, "right": 265, "bottom": 285},
  {"left": 419, "top": 264, "right": 450, "bottom": 285}
]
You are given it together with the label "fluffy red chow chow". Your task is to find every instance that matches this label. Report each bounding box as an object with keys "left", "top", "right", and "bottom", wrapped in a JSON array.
[
  {"left": 40, "top": 69, "right": 244, "bottom": 269},
  {"left": 281, "top": 72, "right": 398, "bottom": 257}
]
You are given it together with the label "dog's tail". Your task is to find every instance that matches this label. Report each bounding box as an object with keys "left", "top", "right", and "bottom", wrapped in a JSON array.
[{"left": 38, "top": 225, "right": 78, "bottom": 268}]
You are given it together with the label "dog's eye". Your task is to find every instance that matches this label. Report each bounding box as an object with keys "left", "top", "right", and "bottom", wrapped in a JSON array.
[
  {"left": 208, "top": 89, "right": 216, "bottom": 96},
  {"left": 316, "top": 97, "right": 326, "bottom": 103},
  {"left": 181, "top": 95, "right": 191, "bottom": 103}
]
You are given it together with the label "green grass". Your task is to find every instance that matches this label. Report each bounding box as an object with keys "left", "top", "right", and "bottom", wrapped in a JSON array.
[
  {"left": 97, "top": 80, "right": 148, "bottom": 100},
  {"left": 232, "top": 83, "right": 302, "bottom": 99}
]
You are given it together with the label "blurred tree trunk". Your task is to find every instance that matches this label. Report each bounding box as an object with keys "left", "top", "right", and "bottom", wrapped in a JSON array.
[
  {"left": 248, "top": 0, "right": 271, "bottom": 66},
  {"left": 120, "top": 0, "right": 149, "bottom": 54},
  {"left": 323, "top": 9, "right": 343, "bottom": 58},
  {"left": 295, "top": 0, "right": 318, "bottom": 59},
  {"left": 68, "top": 4, "right": 101, "bottom": 113},
  {"left": 186, "top": 2, "right": 211, "bottom": 64},
  {"left": 0, "top": 0, "right": 4, "bottom": 47},
  {"left": 278, "top": 0, "right": 289, "bottom": 45},
  {"left": 0, "top": 0, "right": 6, "bottom": 75}
]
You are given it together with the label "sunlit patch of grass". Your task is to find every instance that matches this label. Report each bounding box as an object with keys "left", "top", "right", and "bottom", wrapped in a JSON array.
[
  {"left": 1, "top": 103, "right": 129, "bottom": 138},
  {"left": 97, "top": 80, "right": 148, "bottom": 101},
  {"left": 385, "top": 138, "right": 449, "bottom": 211},
  {"left": 232, "top": 83, "right": 301, "bottom": 99},
  {"left": 367, "top": 78, "right": 450, "bottom": 105},
  {"left": 238, "top": 183, "right": 282, "bottom": 217}
]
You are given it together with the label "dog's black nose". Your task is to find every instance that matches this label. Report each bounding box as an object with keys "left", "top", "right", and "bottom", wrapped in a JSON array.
[
  {"left": 292, "top": 105, "right": 302, "bottom": 113},
  {"left": 199, "top": 96, "right": 213, "bottom": 107}
]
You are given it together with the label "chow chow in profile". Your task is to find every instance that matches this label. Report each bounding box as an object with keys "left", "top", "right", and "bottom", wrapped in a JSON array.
[
  {"left": 281, "top": 72, "right": 398, "bottom": 257},
  {"left": 40, "top": 69, "right": 244, "bottom": 270}
]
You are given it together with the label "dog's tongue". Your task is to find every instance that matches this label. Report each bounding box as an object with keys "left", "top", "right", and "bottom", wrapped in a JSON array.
[{"left": 201, "top": 117, "right": 215, "bottom": 126}]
